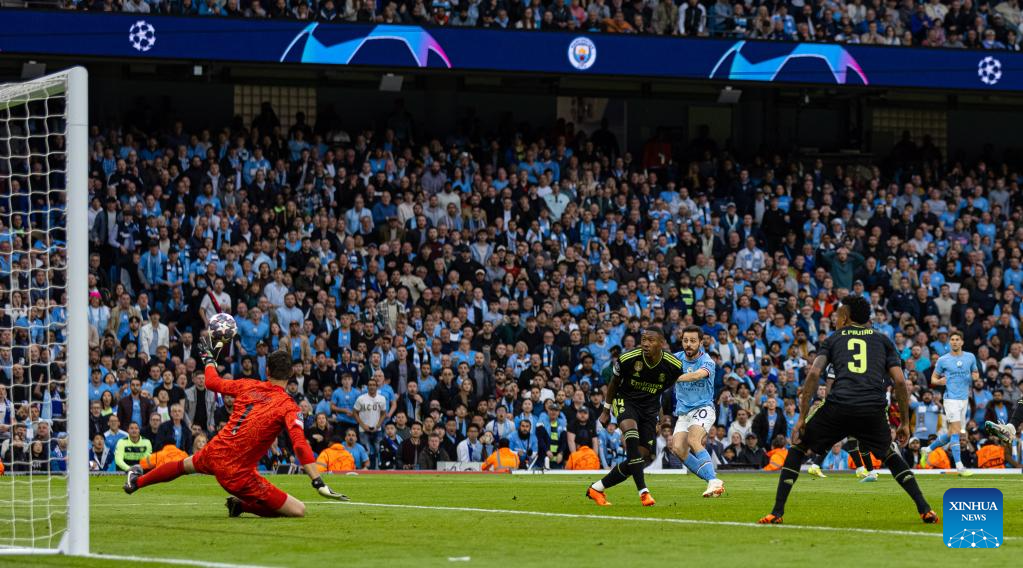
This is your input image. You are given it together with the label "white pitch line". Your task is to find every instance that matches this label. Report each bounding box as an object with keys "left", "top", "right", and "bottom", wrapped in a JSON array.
[
  {"left": 318, "top": 501, "right": 1006, "bottom": 540},
  {"left": 87, "top": 552, "right": 278, "bottom": 568}
]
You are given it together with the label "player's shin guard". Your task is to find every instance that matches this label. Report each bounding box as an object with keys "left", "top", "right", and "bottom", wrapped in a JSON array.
[
  {"left": 849, "top": 443, "right": 864, "bottom": 469},
  {"left": 623, "top": 429, "right": 648, "bottom": 493},
  {"left": 950, "top": 434, "right": 961, "bottom": 465},
  {"left": 771, "top": 446, "right": 805, "bottom": 517},
  {"left": 598, "top": 462, "right": 631, "bottom": 490},
  {"left": 859, "top": 451, "right": 873, "bottom": 472},
  {"left": 137, "top": 459, "right": 185, "bottom": 489},
  {"left": 885, "top": 451, "right": 931, "bottom": 514},
  {"left": 683, "top": 450, "right": 716, "bottom": 481},
  {"left": 695, "top": 449, "right": 717, "bottom": 479},
  {"left": 928, "top": 433, "right": 950, "bottom": 451}
]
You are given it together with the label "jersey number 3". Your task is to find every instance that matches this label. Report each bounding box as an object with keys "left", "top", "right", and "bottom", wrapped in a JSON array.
[{"left": 847, "top": 338, "right": 867, "bottom": 374}]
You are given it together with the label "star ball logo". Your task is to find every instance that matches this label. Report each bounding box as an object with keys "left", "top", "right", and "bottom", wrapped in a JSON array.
[
  {"left": 943, "top": 488, "right": 1003, "bottom": 549},
  {"left": 128, "top": 20, "right": 156, "bottom": 53},
  {"left": 978, "top": 56, "right": 1002, "bottom": 86},
  {"left": 567, "top": 37, "right": 596, "bottom": 70}
]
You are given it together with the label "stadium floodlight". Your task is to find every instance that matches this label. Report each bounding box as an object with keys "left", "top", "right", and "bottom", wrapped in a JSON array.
[{"left": 0, "top": 67, "right": 89, "bottom": 557}]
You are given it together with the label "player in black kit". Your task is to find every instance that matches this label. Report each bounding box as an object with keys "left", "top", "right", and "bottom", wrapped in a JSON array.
[
  {"left": 758, "top": 295, "right": 938, "bottom": 525},
  {"left": 986, "top": 400, "right": 1023, "bottom": 451},
  {"left": 586, "top": 328, "right": 682, "bottom": 507}
]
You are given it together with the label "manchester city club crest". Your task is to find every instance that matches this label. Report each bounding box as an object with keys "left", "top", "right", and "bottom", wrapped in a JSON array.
[
  {"left": 957, "top": 360, "right": 963, "bottom": 367},
  {"left": 567, "top": 37, "right": 597, "bottom": 70}
]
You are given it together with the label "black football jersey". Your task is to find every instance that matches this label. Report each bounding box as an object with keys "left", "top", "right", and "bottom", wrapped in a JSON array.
[
  {"left": 612, "top": 348, "right": 683, "bottom": 407},
  {"left": 820, "top": 326, "right": 901, "bottom": 407}
]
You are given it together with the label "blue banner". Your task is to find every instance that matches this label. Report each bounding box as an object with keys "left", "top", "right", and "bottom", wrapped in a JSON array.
[{"left": 0, "top": 10, "right": 1020, "bottom": 92}]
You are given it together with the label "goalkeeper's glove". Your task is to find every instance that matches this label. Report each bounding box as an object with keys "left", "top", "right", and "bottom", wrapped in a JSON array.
[
  {"left": 197, "top": 336, "right": 218, "bottom": 369},
  {"left": 311, "top": 477, "right": 349, "bottom": 501}
]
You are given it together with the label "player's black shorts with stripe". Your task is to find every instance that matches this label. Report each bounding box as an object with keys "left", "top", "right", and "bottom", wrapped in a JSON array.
[
  {"left": 799, "top": 400, "right": 894, "bottom": 458},
  {"left": 613, "top": 398, "right": 659, "bottom": 451}
]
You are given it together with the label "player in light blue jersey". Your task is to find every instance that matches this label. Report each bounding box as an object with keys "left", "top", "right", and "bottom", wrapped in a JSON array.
[
  {"left": 672, "top": 325, "right": 724, "bottom": 497},
  {"left": 921, "top": 330, "right": 979, "bottom": 476}
]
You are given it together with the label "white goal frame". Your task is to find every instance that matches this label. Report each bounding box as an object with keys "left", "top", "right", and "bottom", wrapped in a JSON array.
[{"left": 0, "top": 66, "right": 89, "bottom": 557}]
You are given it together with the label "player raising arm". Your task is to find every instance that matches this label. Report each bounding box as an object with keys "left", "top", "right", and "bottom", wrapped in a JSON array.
[
  {"left": 671, "top": 325, "right": 724, "bottom": 498},
  {"left": 922, "top": 330, "right": 979, "bottom": 476},
  {"left": 125, "top": 336, "right": 348, "bottom": 517},
  {"left": 758, "top": 295, "right": 937, "bottom": 525}
]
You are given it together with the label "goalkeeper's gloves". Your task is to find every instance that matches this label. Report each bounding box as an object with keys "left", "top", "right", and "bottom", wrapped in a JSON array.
[
  {"left": 197, "top": 336, "right": 218, "bottom": 369},
  {"left": 311, "top": 477, "right": 349, "bottom": 501}
]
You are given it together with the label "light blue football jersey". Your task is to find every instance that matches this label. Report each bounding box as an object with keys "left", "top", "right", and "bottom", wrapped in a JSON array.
[
  {"left": 934, "top": 351, "right": 977, "bottom": 401},
  {"left": 674, "top": 350, "right": 716, "bottom": 415}
]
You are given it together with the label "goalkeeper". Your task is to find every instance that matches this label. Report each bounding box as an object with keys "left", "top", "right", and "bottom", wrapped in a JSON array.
[{"left": 125, "top": 335, "right": 348, "bottom": 517}]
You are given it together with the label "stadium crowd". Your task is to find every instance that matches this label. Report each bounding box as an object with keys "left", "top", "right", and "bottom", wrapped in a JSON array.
[
  {"left": 44, "top": 0, "right": 1023, "bottom": 50},
  {"left": 1, "top": 96, "right": 1022, "bottom": 476}
]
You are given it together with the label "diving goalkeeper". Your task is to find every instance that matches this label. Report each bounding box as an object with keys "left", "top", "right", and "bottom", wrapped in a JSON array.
[{"left": 124, "top": 336, "right": 348, "bottom": 517}]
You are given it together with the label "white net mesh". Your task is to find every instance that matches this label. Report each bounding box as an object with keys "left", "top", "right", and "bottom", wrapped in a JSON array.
[{"left": 0, "top": 73, "right": 72, "bottom": 551}]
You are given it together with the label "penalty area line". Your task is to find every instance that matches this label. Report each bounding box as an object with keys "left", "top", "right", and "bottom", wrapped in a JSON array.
[
  {"left": 87, "top": 552, "right": 278, "bottom": 568},
  {"left": 317, "top": 501, "right": 988, "bottom": 540}
]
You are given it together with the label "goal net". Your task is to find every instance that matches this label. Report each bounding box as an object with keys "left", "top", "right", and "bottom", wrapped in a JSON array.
[{"left": 0, "top": 68, "right": 89, "bottom": 556}]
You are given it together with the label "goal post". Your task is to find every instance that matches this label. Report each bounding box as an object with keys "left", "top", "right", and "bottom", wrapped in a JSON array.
[
  {"left": 65, "top": 65, "right": 90, "bottom": 558},
  {"left": 0, "top": 66, "right": 89, "bottom": 556}
]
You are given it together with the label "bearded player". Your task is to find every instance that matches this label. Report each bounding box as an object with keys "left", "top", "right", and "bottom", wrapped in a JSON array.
[
  {"left": 671, "top": 325, "right": 724, "bottom": 498},
  {"left": 124, "top": 335, "right": 347, "bottom": 516},
  {"left": 758, "top": 295, "right": 937, "bottom": 525}
]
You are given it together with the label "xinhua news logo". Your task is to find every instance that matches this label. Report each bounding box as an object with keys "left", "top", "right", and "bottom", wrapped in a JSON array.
[{"left": 943, "top": 488, "right": 1003, "bottom": 549}]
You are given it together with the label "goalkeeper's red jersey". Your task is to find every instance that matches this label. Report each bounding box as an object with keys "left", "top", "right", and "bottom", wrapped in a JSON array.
[{"left": 201, "top": 366, "right": 316, "bottom": 470}]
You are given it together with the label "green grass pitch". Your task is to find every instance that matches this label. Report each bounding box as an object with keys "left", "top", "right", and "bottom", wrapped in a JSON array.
[{"left": 3, "top": 472, "right": 1020, "bottom": 567}]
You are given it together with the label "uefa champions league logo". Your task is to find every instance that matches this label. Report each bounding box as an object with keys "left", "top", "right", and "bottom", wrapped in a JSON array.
[
  {"left": 129, "top": 20, "right": 157, "bottom": 53},
  {"left": 978, "top": 56, "right": 1002, "bottom": 85},
  {"left": 568, "top": 37, "right": 597, "bottom": 70}
]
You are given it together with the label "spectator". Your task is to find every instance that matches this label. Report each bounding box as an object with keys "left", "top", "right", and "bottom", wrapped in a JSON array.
[
  {"left": 678, "top": 0, "right": 706, "bottom": 35},
  {"left": 510, "top": 419, "right": 538, "bottom": 467},
  {"left": 89, "top": 434, "right": 114, "bottom": 472},
  {"left": 155, "top": 404, "right": 194, "bottom": 454},
  {"left": 400, "top": 421, "right": 426, "bottom": 469},
  {"left": 456, "top": 423, "right": 484, "bottom": 463},
  {"left": 751, "top": 396, "right": 785, "bottom": 443},
  {"left": 113, "top": 422, "right": 153, "bottom": 471},
  {"left": 103, "top": 415, "right": 127, "bottom": 454},
  {"left": 342, "top": 427, "right": 370, "bottom": 469},
  {"left": 138, "top": 312, "right": 169, "bottom": 356},
  {"left": 378, "top": 422, "right": 403, "bottom": 469},
  {"left": 185, "top": 371, "right": 217, "bottom": 435},
  {"left": 354, "top": 378, "right": 388, "bottom": 467},
  {"left": 736, "top": 433, "right": 767, "bottom": 468},
  {"left": 418, "top": 433, "right": 451, "bottom": 469},
  {"left": 822, "top": 442, "right": 851, "bottom": 471},
  {"left": 306, "top": 413, "right": 334, "bottom": 455}
]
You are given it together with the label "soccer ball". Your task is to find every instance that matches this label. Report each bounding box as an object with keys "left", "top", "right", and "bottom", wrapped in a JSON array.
[
  {"left": 978, "top": 56, "right": 1002, "bottom": 86},
  {"left": 129, "top": 20, "right": 156, "bottom": 53},
  {"left": 209, "top": 313, "right": 238, "bottom": 346}
]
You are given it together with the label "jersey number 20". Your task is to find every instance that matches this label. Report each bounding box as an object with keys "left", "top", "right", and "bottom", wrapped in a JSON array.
[{"left": 847, "top": 338, "right": 867, "bottom": 373}]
